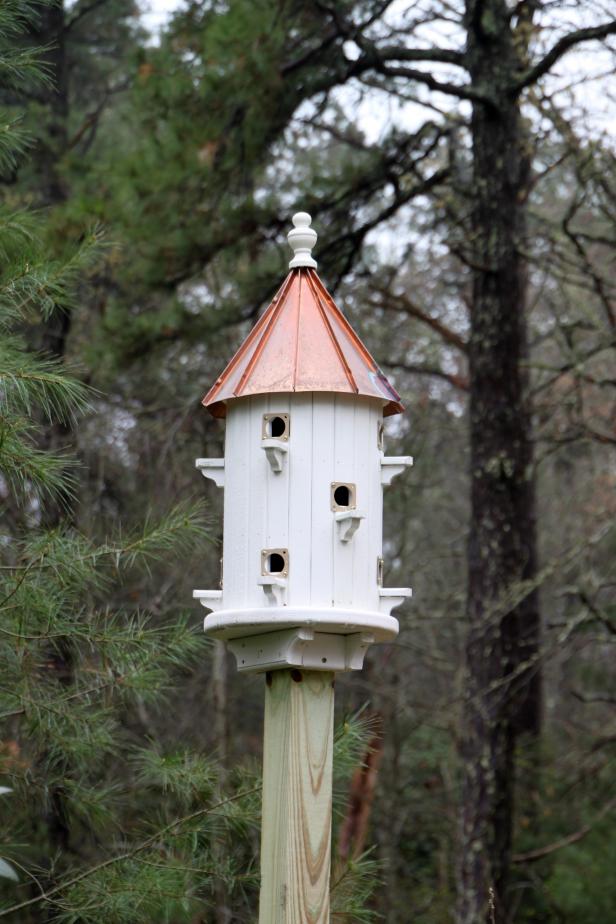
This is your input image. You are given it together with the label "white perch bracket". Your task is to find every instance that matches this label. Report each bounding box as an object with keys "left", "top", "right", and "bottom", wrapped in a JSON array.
[
  {"left": 257, "top": 576, "right": 287, "bottom": 605},
  {"left": 195, "top": 458, "right": 225, "bottom": 487},
  {"left": 379, "top": 587, "right": 412, "bottom": 615},
  {"left": 380, "top": 456, "right": 413, "bottom": 486},
  {"left": 227, "top": 626, "right": 375, "bottom": 673},
  {"left": 193, "top": 589, "right": 223, "bottom": 610},
  {"left": 261, "top": 439, "right": 288, "bottom": 473},
  {"left": 334, "top": 509, "right": 365, "bottom": 542}
]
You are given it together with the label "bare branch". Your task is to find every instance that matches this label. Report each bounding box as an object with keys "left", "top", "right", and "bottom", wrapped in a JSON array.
[
  {"left": 388, "top": 360, "right": 469, "bottom": 391},
  {"left": 562, "top": 200, "right": 616, "bottom": 330},
  {"left": 66, "top": 80, "right": 130, "bottom": 153},
  {"left": 370, "top": 63, "right": 490, "bottom": 105},
  {"left": 571, "top": 691, "right": 616, "bottom": 704},
  {"left": 515, "top": 20, "right": 616, "bottom": 92},
  {"left": 280, "top": 25, "right": 341, "bottom": 76},
  {"left": 378, "top": 44, "right": 466, "bottom": 67},
  {"left": 65, "top": 0, "right": 110, "bottom": 32},
  {"left": 370, "top": 287, "right": 468, "bottom": 354},
  {"left": 513, "top": 796, "right": 616, "bottom": 863}
]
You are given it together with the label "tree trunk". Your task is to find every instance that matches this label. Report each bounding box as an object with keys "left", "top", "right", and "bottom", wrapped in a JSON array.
[
  {"left": 457, "top": 3, "right": 541, "bottom": 922},
  {"left": 31, "top": 0, "right": 70, "bottom": 207}
]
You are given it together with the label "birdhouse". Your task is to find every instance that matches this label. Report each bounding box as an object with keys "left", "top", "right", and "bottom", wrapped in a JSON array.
[{"left": 194, "top": 213, "right": 412, "bottom": 672}]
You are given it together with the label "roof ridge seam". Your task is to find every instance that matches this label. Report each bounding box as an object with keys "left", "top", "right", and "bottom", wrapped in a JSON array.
[
  {"left": 292, "top": 269, "right": 302, "bottom": 391},
  {"left": 202, "top": 272, "right": 294, "bottom": 407},
  {"left": 233, "top": 272, "right": 295, "bottom": 397},
  {"left": 311, "top": 272, "right": 377, "bottom": 367}
]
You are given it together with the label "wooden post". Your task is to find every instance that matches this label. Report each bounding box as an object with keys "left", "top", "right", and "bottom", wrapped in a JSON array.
[{"left": 259, "top": 668, "right": 334, "bottom": 924}]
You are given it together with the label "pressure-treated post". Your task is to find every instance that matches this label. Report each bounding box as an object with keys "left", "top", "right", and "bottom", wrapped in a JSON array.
[{"left": 259, "top": 669, "right": 335, "bottom": 924}]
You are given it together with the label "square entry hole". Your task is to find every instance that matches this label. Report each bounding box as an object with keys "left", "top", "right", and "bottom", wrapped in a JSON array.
[
  {"left": 261, "top": 548, "right": 289, "bottom": 577},
  {"left": 331, "top": 482, "right": 356, "bottom": 511},
  {"left": 262, "top": 413, "right": 290, "bottom": 441}
]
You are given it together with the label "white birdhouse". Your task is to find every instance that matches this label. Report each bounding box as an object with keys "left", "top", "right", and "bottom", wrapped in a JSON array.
[{"left": 194, "top": 213, "right": 412, "bottom": 672}]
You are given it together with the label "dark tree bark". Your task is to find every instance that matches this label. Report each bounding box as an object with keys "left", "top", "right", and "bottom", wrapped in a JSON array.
[
  {"left": 31, "top": 1, "right": 70, "bottom": 208},
  {"left": 457, "top": 3, "right": 541, "bottom": 921}
]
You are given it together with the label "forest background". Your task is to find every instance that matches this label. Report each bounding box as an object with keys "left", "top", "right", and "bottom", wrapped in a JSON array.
[{"left": 0, "top": 1, "right": 615, "bottom": 922}]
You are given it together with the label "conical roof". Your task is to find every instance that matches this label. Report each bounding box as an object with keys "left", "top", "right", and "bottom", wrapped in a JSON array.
[{"left": 203, "top": 268, "right": 403, "bottom": 418}]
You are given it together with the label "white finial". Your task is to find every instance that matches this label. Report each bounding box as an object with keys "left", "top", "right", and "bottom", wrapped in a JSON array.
[{"left": 287, "top": 212, "right": 317, "bottom": 269}]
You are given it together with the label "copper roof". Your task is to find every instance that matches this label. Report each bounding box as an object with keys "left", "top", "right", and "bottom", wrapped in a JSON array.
[{"left": 202, "top": 268, "right": 404, "bottom": 418}]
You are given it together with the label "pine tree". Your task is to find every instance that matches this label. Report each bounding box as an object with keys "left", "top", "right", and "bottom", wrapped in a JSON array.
[
  {"left": 0, "top": 7, "right": 234, "bottom": 921},
  {"left": 0, "top": 5, "right": 237, "bottom": 920}
]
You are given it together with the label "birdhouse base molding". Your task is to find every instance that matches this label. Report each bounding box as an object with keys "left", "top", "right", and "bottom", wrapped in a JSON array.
[
  {"left": 203, "top": 605, "right": 398, "bottom": 646},
  {"left": 226, "top": 626, "right": 379, "bottom": 673}
]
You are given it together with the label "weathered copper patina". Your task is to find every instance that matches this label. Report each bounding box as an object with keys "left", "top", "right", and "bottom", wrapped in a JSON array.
[{"left": 203, "top": 268, "right": 403, "bottom": 418}]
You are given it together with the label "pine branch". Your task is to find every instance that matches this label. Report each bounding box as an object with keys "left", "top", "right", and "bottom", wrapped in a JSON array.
[
  {"left": 0, "top": 616, "right": 206, "bottom": 720},
  {"left": 0, "top": 115, "right": 31, "bottom": 173},
  {"left": 0, "top": 788, "right": 261, "bottom": 918},
  {"left": 0, "top": 346, "right": 91, "bottom": 422},
  {"left": 0, "top": 418, "right": 78, "bottom": 499},
  {"left": 0, "top": 44, "right": 51, "bottom": 89}
]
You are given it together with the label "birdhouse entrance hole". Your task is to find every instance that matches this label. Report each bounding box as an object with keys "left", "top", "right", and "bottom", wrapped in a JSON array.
[
  {"left": 262, "top": 413, "right": 289, "bottom": 440},
  {"left": 262, "top": 549, "right": 289, "bottom": 576},
  {"left": 331, "top": 482, "right": 356, "bottom": 511}
]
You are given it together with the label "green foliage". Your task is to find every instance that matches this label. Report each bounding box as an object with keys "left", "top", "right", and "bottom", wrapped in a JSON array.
[
  {"left": 546, "top": 825, "right": 616, "bottom": 923},
  {"left": 134, "top": 749, "right": 218, "bottom": 805},
  {"left": 0, "top": 207, "right": 105, "bottom": 501},
  {"left": 0, "top": 124, "right": 93, "bottom": 502},
  {"left": 0, "top": 0, "right": 51, "bottom": 89},
  {"left": 0, "top": 0, "right": 50, "bottom": 175},
  {"left": 331, "top": 851, "right": 381, "bottom": 923},
  {"left": 0, "top": 496, "right": 220, "bottom": 918}
]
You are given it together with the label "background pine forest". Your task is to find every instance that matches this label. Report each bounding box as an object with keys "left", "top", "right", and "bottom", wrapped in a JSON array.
[{"left": 1, "top": 1, "right": 615, "bottom": 922}]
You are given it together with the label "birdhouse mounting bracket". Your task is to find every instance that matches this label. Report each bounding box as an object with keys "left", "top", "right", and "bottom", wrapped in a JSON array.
[{"left": 226, "top": 625, "right": 376, "bottom": 673}]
